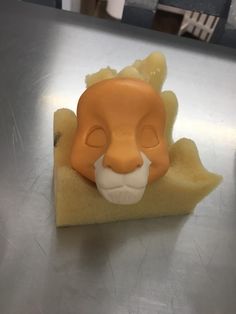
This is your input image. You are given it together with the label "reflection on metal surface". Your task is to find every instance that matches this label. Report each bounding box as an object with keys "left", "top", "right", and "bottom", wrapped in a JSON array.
[
  {"left": 43, "top": 94, "right": 78, "bottom": 109},
  {"left": 176, "top": 117, "right": 236, "bottom": 144},
  {"left": 0, "top": 1, "right": 235, "bottom": 313}
]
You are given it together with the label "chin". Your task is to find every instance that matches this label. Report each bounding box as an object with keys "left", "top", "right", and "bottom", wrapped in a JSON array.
[
  {"left": 97, "top": 185, "right": 146, "bottom": 205},
  {"left": 94, "top": 152, "right": 151, "bottom": 205}
]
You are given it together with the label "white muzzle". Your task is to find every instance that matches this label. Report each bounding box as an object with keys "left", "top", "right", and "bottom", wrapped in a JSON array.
[{"left": 94, "top": 152, "right": 151, "bottom": 205}]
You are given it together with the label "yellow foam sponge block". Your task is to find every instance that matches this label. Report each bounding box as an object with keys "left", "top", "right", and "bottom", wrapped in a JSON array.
[
  {"left": 54, "top": 52, "right": 222, "bottom": 226},
  {"left": 54, "top": 108, "right": 221, "bottom": 227}
]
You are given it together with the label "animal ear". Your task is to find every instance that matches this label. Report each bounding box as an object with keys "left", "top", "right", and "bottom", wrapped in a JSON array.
[{"left": 161, "top": 91, "right": 178, "bottom": 146}]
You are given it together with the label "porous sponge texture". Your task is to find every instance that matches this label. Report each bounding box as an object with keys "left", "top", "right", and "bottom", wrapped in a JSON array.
[
  {"left": 54, "top": 107, "right": 221, "bottom": 227},
  {"left": 54, "top": 52, "right": 222, "bottom": 226},
  {"left": 86, "top": 51, "right": 167, "bottom": 91}
]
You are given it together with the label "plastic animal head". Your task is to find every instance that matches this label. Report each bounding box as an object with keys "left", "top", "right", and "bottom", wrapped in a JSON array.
[{"left": 70, "top": 78, "right": 170, "bottom": 204}]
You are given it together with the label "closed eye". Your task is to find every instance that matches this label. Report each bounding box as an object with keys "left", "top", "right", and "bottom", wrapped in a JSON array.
[
  {"left": 140, "top": 126, "right": 159, "bottom": 148},
  {"left": 86, "top": 127, "right": 107, "bottom": 148}
]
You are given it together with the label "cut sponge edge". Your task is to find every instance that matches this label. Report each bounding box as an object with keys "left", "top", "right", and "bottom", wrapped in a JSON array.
[{"left": 54, "top": 108, "right": 222, "bottom": 227}]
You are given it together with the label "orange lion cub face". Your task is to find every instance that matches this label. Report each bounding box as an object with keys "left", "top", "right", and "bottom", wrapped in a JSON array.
[{"left": 70, "top": 78, "right": 170, "bottom": 204}]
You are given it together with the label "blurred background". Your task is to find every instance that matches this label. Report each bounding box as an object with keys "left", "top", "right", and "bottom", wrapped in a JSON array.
[{"left": 22, "top": 0, "right": 236, "bottom": 48}]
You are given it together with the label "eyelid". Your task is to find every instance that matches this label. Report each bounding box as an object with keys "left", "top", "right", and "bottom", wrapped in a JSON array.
[
  {"left": 86, "top": 127, "right": 107, "bottom": 148},
  {"left": 140, "top": 126, "right": 159, "bottom": 148}
]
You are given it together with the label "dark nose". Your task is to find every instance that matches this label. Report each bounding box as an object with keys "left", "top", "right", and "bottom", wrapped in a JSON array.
[{"left": 103, "top": 140, "right": 143, "bottom": 173}]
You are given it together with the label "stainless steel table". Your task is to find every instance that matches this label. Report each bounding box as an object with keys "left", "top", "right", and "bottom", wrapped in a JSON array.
[{"left": 0, "top": 1, "right": 235, "bottom": 313}]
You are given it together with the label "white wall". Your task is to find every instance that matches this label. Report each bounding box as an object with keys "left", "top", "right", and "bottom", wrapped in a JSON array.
[{"left": 62, "top": 0, "right": 81, "bottom": 12}]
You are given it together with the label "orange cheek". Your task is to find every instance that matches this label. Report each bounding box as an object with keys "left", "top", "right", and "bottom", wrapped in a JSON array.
[{"left": 70, "top": 138, "right": 105, "bottom": 182}]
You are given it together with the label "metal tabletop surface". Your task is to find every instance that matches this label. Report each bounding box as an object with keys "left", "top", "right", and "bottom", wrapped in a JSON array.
[{"left": 0, "top": 1, "right": 235, "bottom": 314}]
